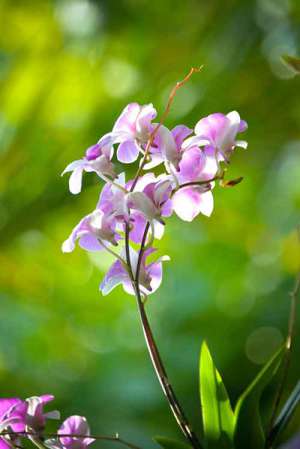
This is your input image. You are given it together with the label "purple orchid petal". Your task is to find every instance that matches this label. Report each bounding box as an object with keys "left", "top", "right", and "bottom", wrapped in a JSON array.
[
  {"left": 113, "top": 103, "right": 140, "bottom": 134},
  {"left": 126, "top": 191, "right": 158, "bottom": 221},
  {"left": 0, "top": 399, "right": 27, "bottom": 433},
  {"left": 239, "top": 119, "right": 248, "bottom": 132},
  {"left": 0, "top": 399, "right": 20, "bottom": 418},
  {"left": 179, "top": 147, "right": 206, "bottom": 182},
  {"left": 100, "top": 260, "right": 128, "bottom": 296},
  {"left": 146, "top": 261, "right": 163, "bottom": 294},
  {"left": 59, "top": 415, "right": 95, "bottom": 449},
  {"left": 26, "top": 395, "right": 58, "bottom": 433},
  {"left": 195, "top": 112, "right": 228, "bottom": 142},
  {"left": 156, "top": 125, "right": 179, "bottom": 167},
  {"left": 0, "top": 438, "right": 11, "bottom": 449},
  {"left": 171, "top": 125, "right": 193, "bottom": 149},
  {"left": 117, "top": 140, "right": 140, "bottom": 163},
  {"left": 62, "top": 216, "right": 90, "bottom": 253},
  {"left": 136, "top": 104, "right": 157, "bottom": 134},
  {"left": 172, "top": 187, "right": 214, "bottom": 221},
  {"left": 85, "top": 144, "right": 102, "bottom": 161},
  {"left": 79, "top": 234, "right": 103, "bottom": 251},
  {"left": 129, "top": 212, "right": 147, "bottom": 244},
  {"left": 161, "top": 199, "right": 173, "bottom": 217}
]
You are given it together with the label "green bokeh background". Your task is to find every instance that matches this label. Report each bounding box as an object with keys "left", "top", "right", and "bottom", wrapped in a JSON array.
[{"left": 0, "top": 0, "right": 300, "bottom": 446}]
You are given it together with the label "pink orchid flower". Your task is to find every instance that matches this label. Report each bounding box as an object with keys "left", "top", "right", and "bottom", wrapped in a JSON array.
[
  {"left": 62, "top": 140, "right": 115, "bottom": 195},
  {"left": 62, "top": 209, "right": 119, "bottom": 253},
  {"left": 100, "top": 247, "right": 169, "bottom": 296},
  {"left": 183, "top": 111, "right": 248, "bottom": 161},
  {"left": 111, "top": 102, "right": 157, "bottom": 163},
  {"left": 58, "top": 415, "right": 95, "bottom": 449}
]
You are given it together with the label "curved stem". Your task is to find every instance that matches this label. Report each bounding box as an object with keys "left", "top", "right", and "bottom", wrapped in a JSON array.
[
  {"left": 1, "top": 431, "right": 141, "bottom": 449},
  {"left": 124, "top": 223, "right": 202, "bottom": 449},
  {"left": 130, "top": 67, "right": 203, "bottom": 192},
  {"left": 171, "top": 176, "right": 222, "bottom": 197}
]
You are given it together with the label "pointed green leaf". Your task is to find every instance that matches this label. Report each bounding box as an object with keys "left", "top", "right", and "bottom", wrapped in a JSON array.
[
  {"left": 199, "top": 341, "right": 234, "bottom": 449},
  {"left": 154, "top": 436, "right": 192, "bottom": 449},
  {"left": 282, "top": 54, "right": 300, "bottom": 74},
  {"left": 234, "top": 345, "right": 284, "bottom": 449},
  {"left": 268, "top": 380, "right": 300, "bottom": 446}
]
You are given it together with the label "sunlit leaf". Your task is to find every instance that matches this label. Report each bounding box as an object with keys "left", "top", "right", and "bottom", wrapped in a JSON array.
[
  {"left": 282, "top": 54, "right": 300, "bottom": 74},
  {"left": 234, "top": 346, "right": 284, "bottom": 449},
  {"left": 199, "top": 341, "right": 234, "bottom": 449},
  {"left": 268, "top": 380, "right": 300, "bottom": 446},
  {"left": 154, "top": 436, "right": 192, "bottom": 449}
]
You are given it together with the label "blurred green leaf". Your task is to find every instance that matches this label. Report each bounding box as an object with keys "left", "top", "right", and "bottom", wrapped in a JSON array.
[
  {"left": 234, "top": 346, "right": 284, "bottom": 449},
  {"left": 154, "top": 436, "right": 192, "bottom": 449},
  {"left": 268, "top": 380, "right": 300, "bottom": 446},
  {"left": 199, "top": 341, "right": 234, "bottom": 449},
  {"left": 282, "top": 55, "right": 300, "bottom": 74}
]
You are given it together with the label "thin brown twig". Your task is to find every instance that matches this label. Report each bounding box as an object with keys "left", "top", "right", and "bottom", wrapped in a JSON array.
[
  {"left": 130, "top": 67, "right": 203, "bottom": 192},
  {"left": 0, "top": 431, "right": 141, "bottom": 449},
  {"left": 171, "top": 176, "right": 222, "bottom": 196},
  {"left": 266, "top": 228, "right": 300, "bottom": 448}
]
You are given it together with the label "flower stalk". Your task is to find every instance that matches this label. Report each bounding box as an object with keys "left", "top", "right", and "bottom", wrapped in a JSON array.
[{"left": 124, "top": 222, "right": 202, "bottom": 449}]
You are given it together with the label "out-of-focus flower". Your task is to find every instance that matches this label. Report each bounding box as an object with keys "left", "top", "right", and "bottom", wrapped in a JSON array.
[
  {"left": 183, "top": 111, "right": 247, "bottom": 161},
  {"left": 58, "top": 416, "right": 95, "bottom": 449},
  {"left": 0, "top": 395, "right": 59, "bottom": 449},
  {"left": 26, "top": 395, "right": 60, "bottom": 434},
  {"left": 62, "top": 141, "right": 115, "bottom": 195},
  {"left": 0, "top": 398, "right": 27, "bottom": 433},
  {"left": 62, "top": 209, "right": 119, "bottom": 253},
  {"left": 100, "top": 247, "right": 169, "bottom": 296}
]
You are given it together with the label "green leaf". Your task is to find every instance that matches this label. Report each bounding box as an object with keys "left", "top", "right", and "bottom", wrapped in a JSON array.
[
  {"left": 233, "top": 345, "right": 284, "bottom": 449},
  {"left": 199, "top": 341, "right": 234, "bottom": 449},
  {"left": 268, "top": 380, "right": 300, "bottom": 446},
  {"left": 154, "top": 436, "right": 192, "bottom": 449},
  {"left": 282, "top": 54, "right": 300, "bottom": 74}
]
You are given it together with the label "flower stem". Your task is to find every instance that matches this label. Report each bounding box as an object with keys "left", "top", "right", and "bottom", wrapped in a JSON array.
[
  {"left": 130, "top": 67, "right": 203, "bottom": 192},
  {"left": 124, "top": 223, "right": 202, "bottom": 449},
  {"left": 1, "top": 431, "right": 141, "bottom": 449}
]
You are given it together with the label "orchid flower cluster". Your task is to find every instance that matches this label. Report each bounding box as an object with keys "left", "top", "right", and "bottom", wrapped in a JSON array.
[
  {"left": 62, "top": 101, "right": 247, "bottom": 297},
  {"left": 0, "top": 395, "right": 94, "bottom": 449}
]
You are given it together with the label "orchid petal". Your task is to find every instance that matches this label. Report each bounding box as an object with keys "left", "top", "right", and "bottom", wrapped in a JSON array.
[
  {"left": 117, "top": 140, "right": 140, "bottom": 163},
  {"left": 173, "top": 187, "right": 214, "bottom": 221},
  {"left": 100, "top": 260, "right": 128, "bottom": 295},
  {"left": 69, "top": 167, "right": 83, "bottom": 195}
]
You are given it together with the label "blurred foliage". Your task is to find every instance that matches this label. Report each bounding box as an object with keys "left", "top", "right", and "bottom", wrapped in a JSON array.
[{"left": 0, "top": 0, "right": 300, "bottom": 447}]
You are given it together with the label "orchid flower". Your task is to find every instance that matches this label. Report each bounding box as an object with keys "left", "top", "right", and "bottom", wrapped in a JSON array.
[
  {"left": 0, "top": 398, "right": 27, "bottom": 433},
  {"left": 170, "top": 145, "right": 218, "bottom": 222},
  {"left": 25, "top": 395, "right": 60, "bottom": 434},
  {"left": 57, "top": 416, "right": 95, "bottom": 449},
  {"left": 62, "top": 99, "right": 247, "bottom": 296},
  {"left": 0, "top": 398, "right": 26, "bottom": 449},
  {"left": 183, "top": 111, "right": 248, "bottom": 162},
  {"left": 62, "top": 141, "right": 115, "bottom": 195},
  {"left": 62, "top": 209, "right": 119, "bottom": 253},
  {"left": 100, "top": 247, "right": 169, "bottom": 296},
  {"left": 111, "top": 102, "right": 157, "bottom": 163},
  {"left": 144, "top": 124, "right": 192, "bottom": 170}
]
